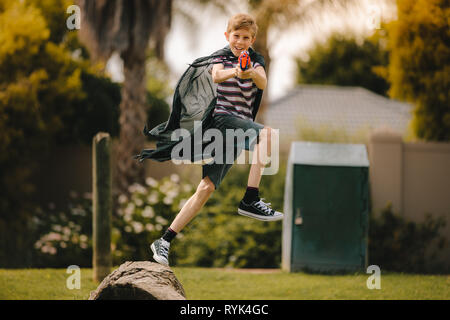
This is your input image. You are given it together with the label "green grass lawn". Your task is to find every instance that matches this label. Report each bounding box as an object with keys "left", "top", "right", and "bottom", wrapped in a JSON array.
[{"left": 0, "top": 267, "right": 448, "bottom": 300}]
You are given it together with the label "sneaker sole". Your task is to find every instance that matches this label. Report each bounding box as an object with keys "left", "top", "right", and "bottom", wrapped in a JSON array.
[
  {"left": 150, "top": 243, "right": 169, "bottom": 266},
  {"left": 238, "top": 208, "right": 284, "bottom": 221}
]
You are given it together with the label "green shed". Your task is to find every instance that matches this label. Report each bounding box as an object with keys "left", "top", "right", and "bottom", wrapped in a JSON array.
[{"left": 282, "top": 141, "right": 370, "bottom": 273}]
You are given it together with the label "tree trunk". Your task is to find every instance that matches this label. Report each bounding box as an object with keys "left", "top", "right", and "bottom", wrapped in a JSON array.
[{"left": 115, "top": 55, "right": 147, "bottom": 196}]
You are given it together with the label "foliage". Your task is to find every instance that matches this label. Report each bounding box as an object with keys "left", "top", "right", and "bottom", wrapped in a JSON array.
[
  {"left": 145, "top": 49, "right": 173, "bottom": 101},
  {"left": 0, "top": 0, "right": 123, "bottom": 266},
  {"left": 31, "top": 192, "right": 93, "bottom": 268},
  {"left": 57, "top": 71, "right": 122, "bottom": 145},
  {"left": 295, "top": 30, "right": 390, "bottom": 96},
  {"left": 369, "top": 203, "right": 448, "bottom": 274},
  {"left": 30, "top": 174, "right": 192, "bottom": 267},
  {"left": 382, "top": 0, "right": 450, "bottom": 141},
  {"left": 0, "top": 0, "right": 79, "bottom": 266},
  {"left": 0, "top": 0, "right": 172, "bottom": 267},
  {"left": 29, "top": 163, "right": 286, "bottom": 269}
]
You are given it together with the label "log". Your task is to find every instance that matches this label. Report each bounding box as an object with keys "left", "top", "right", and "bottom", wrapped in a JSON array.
[{"left": 88, "top": 261, "right": 186, "bottom": 300}]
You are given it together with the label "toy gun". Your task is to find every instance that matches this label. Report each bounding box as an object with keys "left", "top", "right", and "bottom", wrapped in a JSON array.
[{"left": 239, "top": 50, "right": 251, "bottom": 70}]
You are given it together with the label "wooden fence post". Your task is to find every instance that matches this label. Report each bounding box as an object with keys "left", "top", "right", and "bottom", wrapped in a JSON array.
[{"left": 92, "top": 132, "right": 112, "bottom": 282}]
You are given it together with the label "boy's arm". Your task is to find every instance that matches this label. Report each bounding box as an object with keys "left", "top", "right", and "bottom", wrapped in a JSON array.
[
  {"left": 212, "top": 63, "right": 237, "bottom": 83},
  {"left": 251, "top": 66, "right": 267, "bottom": 90},
  {"left": 237, "top": 65, "right": 267, "bottom": 90}
]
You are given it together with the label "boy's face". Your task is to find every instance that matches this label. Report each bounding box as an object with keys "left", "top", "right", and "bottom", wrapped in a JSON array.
[{"left": 225, "top": 28, "right": 256, "bottom": 57}]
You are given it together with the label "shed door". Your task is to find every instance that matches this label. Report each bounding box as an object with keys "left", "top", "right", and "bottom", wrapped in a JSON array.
[{"left": 291, "top": 164, "right": 368, "bottom": 272}]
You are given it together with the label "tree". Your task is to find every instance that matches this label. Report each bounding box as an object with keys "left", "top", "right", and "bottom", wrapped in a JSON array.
[
  {"left": 0, "top": 0, "right": 124, "bottom": 267},
  {"left": 0, "top": 0, "right": 79, "bottom": 266},
  {"left": 77, "top": 0, "right": 173, "bottom": 196},
  {"left": 295, "top": 31, "right": 390, "bottom": 96},
  {"left": 382, "top": 0, "right": 450, "bottom": 141}
]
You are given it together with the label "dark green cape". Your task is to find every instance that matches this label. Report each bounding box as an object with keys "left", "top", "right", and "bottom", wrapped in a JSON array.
[{"left": 133, "top": 45, "right": 265, "bottom": 163}]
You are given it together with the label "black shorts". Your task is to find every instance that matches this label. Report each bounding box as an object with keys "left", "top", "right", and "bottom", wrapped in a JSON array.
[{"left": 202, "top": 114, "right": 264, "bottom": 189}]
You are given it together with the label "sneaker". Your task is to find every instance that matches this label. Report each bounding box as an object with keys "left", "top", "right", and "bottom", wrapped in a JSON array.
[
  {"left": 150, "top": 238, "right": 170, "bottom": 266},
  {"left": 238, "top": 198, "right": 284, "bottom": 221}
]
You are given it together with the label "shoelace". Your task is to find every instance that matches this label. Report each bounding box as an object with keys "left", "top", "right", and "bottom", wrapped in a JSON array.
[
  {"left": 255, "top": 199, "right": 274, "bottom": 215},
  {"left": 159, "top": 241, "right": 170, "bottom": 257}
]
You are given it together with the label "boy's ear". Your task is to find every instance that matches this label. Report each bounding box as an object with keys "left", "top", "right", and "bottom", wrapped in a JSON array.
[{"left": 224, "top": 32, "right": 229, "bottom": 41}]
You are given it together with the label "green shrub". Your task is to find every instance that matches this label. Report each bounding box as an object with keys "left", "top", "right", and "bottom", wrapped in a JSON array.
[
  {"left": 369, "top": 203, "right": 448, "bottom": 274},
  {"left": 57, "top": 71, "right": 121, "bottom": 145}
]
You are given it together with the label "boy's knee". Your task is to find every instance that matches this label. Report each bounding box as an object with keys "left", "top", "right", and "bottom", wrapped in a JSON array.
[{"left": 197, "top": 177, "right": 215, "bottom": 195}]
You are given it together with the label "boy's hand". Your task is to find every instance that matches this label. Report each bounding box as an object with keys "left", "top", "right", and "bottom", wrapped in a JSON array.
[{"left": 236, "top": 66, "right": 254, "bottom": 80}]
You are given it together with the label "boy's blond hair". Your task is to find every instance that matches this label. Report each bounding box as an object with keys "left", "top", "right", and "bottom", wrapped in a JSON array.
[{"left": 227, "top": 13, "right": 258, "bottom": 38}]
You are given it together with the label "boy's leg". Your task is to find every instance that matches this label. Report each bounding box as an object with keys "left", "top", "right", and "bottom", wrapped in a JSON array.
[
  {"left": 151, "top": 176, "right": 215, "bottom": 266},
  {"left": 169, "top": 176, "right": 215, "bottom": 232},
  {"left": 247, "top": 126, "right": 272, "bottom": 188},
  {"left": 239, "top": 127, "right": 283, "bottom": 221}
]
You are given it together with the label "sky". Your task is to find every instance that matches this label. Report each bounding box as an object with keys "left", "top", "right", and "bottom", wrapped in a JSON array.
[{"left": 106, "top": 0, "right": 396, "bottom": 102}]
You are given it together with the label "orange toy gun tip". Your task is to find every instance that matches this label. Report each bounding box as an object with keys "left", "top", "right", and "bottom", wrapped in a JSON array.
[{"left": 239, "top": 50, "right": 251, "bottom": 70}]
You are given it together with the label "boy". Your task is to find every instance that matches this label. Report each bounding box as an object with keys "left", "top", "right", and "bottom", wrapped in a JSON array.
[{"left": 135, "top": 13, "right": 283, "bottom": 266}]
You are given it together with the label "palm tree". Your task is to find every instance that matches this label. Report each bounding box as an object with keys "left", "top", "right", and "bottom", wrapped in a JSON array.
[{"left": 77, "top": 0, "right": 172, "bottom": 196}]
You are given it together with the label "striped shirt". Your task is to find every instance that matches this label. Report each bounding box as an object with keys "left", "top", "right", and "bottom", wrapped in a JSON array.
[{"left": 212, "top": 55, "right": 262, "bottom": 120}]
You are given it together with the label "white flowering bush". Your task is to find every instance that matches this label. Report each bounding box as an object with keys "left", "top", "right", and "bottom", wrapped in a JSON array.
[
  {"left": 113, "top": 174, "right": 193, "bottom": 264},
  {"left": 31, "top": 191, "right": 92, "bottom": 267},
  {"left": 31, "top": 173, "right": 193, "bottom": 267}
]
